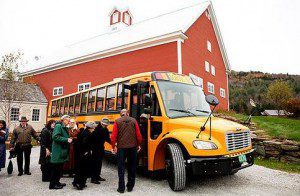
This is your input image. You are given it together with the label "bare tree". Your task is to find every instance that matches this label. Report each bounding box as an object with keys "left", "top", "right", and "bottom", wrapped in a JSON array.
[{"left": 0, "top": 51, "right": 27, "bottom": 128}]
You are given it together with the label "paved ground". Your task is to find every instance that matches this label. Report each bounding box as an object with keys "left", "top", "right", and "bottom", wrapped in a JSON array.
[{"left": 1, "top": 147, "right": 299, "bottom": 196}]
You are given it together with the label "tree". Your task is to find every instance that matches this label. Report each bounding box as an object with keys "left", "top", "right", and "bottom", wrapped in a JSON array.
[
  {"left": 285, "top": 98, "right": 300, "bottom": 117},
  {"left": 267, "top": 80, "right": 293, "bottom": 114},
  {"left": 0, "top": 51, "right": 26, "bottom": 127}
]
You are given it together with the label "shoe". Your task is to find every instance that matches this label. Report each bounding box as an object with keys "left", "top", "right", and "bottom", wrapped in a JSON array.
[
  {"left": 18, "top": 172, "right": 23, "bottom": 176},
  {"left": 25, "top": 172, "right": 31, "bottom": 175},
  {"left": 49, "top": 185, "right": 63, "bottom": 190},
  {"left": 58, "top": 182, "right": 66, "bottom": 187},
  {"left": 91, "top": 180, "right": 100, "bottom": 184},
  {"left": 117, "top": 189, "right": 125, "bottom": 194},
  {"left": 99, "top": 177, "right": 106, "bottom": 181},
  {"left": 127, "top": 187, "right": 133, "bottom": 192},
  {"left": 74, "top": 183, "right": 83, "bottom": 190}
]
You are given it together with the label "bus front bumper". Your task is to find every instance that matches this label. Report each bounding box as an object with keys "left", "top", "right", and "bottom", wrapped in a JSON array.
[{"left": 188, "top": 150, "right": 254, "bottom": 175}]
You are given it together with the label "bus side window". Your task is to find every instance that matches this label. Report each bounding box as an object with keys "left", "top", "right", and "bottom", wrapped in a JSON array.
[
  {"left": 51, "top": 101, "right": 57, "bottom": 117},
  {"left": 151, "top": 87, "right": 161, "bottom": 116},
  {"left": 81, "top": 92, "right": 88, "bottom": 113},
  {"left": 75, "top": 94, "right": 80, "bottom": 114},
  {"left": 64, "top": 97, "right": 69, "bottom": 114},
  {"left": 96, "top": 88, "right": 105, "bottom": 112},
  {"left": 60, "top": 98, "right": 65, "bottom": 115},
  {"left": 57, "top": 99, "right": 61, "bottom": 116},
  {"left": 88, "top": 90, "right": 96, "bottom": 113},
  {"left": 69, "top": 96, "right": 75, "bottom": 115},
  {"left": 117, "top": 82, "right": 129, "bottom": 110},
  {"left": 106, "top": 85, "right": 116, "bottom": 111}
]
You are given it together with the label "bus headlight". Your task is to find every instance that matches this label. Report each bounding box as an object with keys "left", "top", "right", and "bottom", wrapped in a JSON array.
[{"left": 193, "top": 140, "right": 218, "bottom": 150}]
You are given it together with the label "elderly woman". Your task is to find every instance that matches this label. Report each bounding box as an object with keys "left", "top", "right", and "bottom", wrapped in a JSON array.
[
  {"left": 49, "top": 115, "right": 73, "bottom": 190},
  {"left": 39, "top": 120, "right": 55, "bottom": 182},
  {"left": 0, "top": 120, "right": 9, "bottom": 172},
  {"left": 63, "top": 119, "right": 80, "bottom": 176},
  {"left": 73, "top": 121, "right": 97, "bottom": 190}
]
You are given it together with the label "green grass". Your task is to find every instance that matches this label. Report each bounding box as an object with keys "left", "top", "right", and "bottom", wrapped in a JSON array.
[
  {"left": 255, "top": 157, "right": 300, "bottom": 173},
  {"left": 217, "top": 111, "right": 300, "bottom": 142}
]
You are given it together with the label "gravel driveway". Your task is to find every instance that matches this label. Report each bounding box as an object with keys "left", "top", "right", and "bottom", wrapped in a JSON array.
[{"left": 1, "top": 147, "right": 299, "bottom": 196}]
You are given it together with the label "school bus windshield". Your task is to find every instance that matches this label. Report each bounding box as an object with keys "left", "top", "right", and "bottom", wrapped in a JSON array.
[{"left": 157, "top": 81, "right": 211, "bottom": 118}]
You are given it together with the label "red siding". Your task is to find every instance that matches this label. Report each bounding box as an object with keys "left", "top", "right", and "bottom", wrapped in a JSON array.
[
  {"left": 182, "top": 10, "right": 229, "bottom": 110},
  {"left": 25, "top": 42, "right": 178, "bottom": 101}
]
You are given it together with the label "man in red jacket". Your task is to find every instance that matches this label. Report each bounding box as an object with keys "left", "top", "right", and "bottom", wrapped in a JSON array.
[{"left": 111, "top": 109, "right": 142, "bottom": 193}]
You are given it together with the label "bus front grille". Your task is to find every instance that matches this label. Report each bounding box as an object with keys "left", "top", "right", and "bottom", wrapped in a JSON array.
[{"left": 226, "top": 131, "right": 251, "bottom": 151}]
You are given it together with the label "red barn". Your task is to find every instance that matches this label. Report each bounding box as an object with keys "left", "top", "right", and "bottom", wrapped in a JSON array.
[{"left": 21, "top": 2, "right": 230, "bottom": 110}]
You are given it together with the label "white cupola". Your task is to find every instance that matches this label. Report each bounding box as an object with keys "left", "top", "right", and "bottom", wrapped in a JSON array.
[{"left": 109, "top": 7, "right": 133, "bottom": 31}]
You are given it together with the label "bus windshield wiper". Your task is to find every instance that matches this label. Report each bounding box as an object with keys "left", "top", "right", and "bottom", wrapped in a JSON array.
[
  {"left": 195, "top": 109, "right": 210, "bottom": 114},
  {"left": 169, "top": 109, "right": 196, "bottom": 116}
]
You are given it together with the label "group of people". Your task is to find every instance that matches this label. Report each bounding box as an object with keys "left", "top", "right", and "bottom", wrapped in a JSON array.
[{"left": 0, "top": 109, "right": 144, "bottom": 194}]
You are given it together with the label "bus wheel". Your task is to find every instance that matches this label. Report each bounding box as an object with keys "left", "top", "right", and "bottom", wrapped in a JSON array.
[{"left": 165, "top": 143, "right": 186, "bottom": 191}]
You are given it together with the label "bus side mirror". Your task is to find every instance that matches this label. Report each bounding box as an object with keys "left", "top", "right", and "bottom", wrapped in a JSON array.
[
  {"left": 144, "top": 94, "right": 152, "bottom": 107},
  {"left": 205, "top": 94, "right": 219, "bottom": 106}
]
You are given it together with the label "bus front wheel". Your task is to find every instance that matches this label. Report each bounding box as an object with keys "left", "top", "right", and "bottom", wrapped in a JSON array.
[{"left": 165, "top": 143, "right": 186, "bottom": 191}]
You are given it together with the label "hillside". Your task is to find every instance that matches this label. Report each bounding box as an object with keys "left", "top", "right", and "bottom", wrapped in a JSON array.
[{"left": 229, "top": 71, "right": 300, "bottom": 114}]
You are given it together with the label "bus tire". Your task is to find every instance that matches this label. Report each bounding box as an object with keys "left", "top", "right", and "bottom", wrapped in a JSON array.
[{"left": 165, "top": 143, "right": 186, "bottom": 191}]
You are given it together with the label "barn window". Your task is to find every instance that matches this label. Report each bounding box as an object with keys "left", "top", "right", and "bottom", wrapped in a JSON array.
[
  {"left": 112, "top": 12, "right": 120, "bottom": 24},
  {"left": 10, "top": 108, "right": 20, "bottom": 121},
  {"left": 32, "top": 109, "right": 40, "bottom": 122},
  {"left": 207, "top": 82, "right": 215, "bottom": 94},
  {"left": 207, "top": 40, "right": 212, "bottom": 52},
  {"left": 205, "top": 61, "right": 210, "bottom": 72},
  {"left": 53, "top": 87, "right": 63, "bottom": 96},
  {"left": 220, "top": 88, "right": 226, "bottom": 98},
  {"left": 211, "top": 65, "right": 215, "bottom": 76},
  {"left": 124, "top": 13, "right": 131, "bottom": 25},
  {"left": 78, "top": 82, "right": 91, "bottom": 92}
]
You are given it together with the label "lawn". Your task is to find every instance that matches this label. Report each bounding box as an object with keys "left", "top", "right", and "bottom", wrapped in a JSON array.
[
  {"left": 255, "top": 157, "right": 300, "bottom": 173},
  {"left": 217, "top": 111, "right": 300, "bottom": 142}
]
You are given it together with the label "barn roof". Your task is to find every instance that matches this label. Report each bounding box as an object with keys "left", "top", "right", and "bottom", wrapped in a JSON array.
[
  {"left": 21, "top": 1, "right": 230, "bottom": 76},
  {"left": 0, "top": 79, "right": 47, "bottom": 103}
]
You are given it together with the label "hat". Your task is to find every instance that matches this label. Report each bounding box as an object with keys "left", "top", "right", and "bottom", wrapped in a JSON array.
[
  {"left": 61, "top": 115, "right": 71, "bottom": 120},
  {"left": 140, "top": 113, "right": 148, "bottom": 119},
  {"left": 101, "top": 118, "right": 110, "bottom": 126},
  {"left": 85, "top": 121, "right": 96, "bottom": 129},
  {"left": 120, "top": 109, "right": 128, "bottom": 116},
  {"left": 19, "top": 116, "right": 29, "bottom": 122}
]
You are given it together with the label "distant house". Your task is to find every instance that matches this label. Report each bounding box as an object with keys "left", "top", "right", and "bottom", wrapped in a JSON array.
[
  {"left": 0, "top": 79, "right": 48, "bottom": 133},
  {"left": 261, "top": 110, "right": 291, "bottom": 116}
]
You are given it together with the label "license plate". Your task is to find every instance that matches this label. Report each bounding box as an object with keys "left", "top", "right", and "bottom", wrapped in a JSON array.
[{"left": 238, "top": 154, "right": 247, "bottom": 163}]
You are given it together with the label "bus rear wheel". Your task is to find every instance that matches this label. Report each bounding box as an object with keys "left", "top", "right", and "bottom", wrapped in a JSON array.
[{"left": 165, "top": 143, "right": 186, "bottom": 191}]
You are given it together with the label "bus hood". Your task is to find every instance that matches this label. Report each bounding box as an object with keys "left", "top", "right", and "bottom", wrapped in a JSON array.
[{"left": 166, "top": 116, "right": 249, "bottom": 134}]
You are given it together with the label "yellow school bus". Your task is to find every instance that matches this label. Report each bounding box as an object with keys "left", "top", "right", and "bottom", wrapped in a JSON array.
[{"left": 48, "top": 71, "right": 254, "bottom": 191}]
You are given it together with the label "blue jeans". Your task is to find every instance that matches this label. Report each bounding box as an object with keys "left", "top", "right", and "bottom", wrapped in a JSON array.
[{"left": 117, "top": 147, "right": 137, "bottom": 191}]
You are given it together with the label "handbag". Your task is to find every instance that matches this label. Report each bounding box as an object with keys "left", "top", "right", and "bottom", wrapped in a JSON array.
[{"left": 7, "top": 160, "right": 13, "bottom": 174}]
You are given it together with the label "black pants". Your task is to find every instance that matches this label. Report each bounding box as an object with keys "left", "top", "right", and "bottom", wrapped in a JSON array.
[
  {"left": 91, "top": 150, "right": 104, "bottom": 181},
  {"left": 49, "top": 163, "right": 63, "bottom": 187},
  {"left": 41, "top": 163, "right": 52, "bottom": 182},
  {"left": 73, "top": 155, "right": 91, "bottom": 187},
  {"left": 117, "top": 147, "right": 137, "bottom": 191},
  {"left": 16, "top": 145, "right": 31, "bottom": 173}
]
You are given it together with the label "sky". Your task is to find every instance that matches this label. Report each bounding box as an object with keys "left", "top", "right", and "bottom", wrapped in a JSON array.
[{"left": 0, "top": 0, "right": 299, "bottom": 75}]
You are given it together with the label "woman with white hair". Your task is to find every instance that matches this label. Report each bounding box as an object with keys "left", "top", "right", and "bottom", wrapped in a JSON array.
[
  {"left": 49, "top": 115, "right": 73, "bottom": 190},
  {"left": 63, "top": 119, "right": 80, "bottom": 176},
  {"left": 73, "top": 121, "right": 96, "bottom": 190}
]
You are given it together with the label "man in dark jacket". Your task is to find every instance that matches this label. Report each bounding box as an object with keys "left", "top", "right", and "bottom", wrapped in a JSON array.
[
  {"left": 73, "top": 121, "right": 97, "bottom": 190},
  {"left": 111, "top": 109, "right": 142, "bottom": 193},
  {"left": 90, "top": 118, "right": 111, "bottom": 184},
  {"left": 10, "top": 116, "right": 40, "bottom": 176},
  {"left": 39, "top": 120, "right": 55, "bottom": 182}
]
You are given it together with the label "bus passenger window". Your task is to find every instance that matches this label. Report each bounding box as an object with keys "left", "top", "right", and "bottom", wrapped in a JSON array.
[
  {"left": 96, "top": 88, "right": 105, "bottom": 112},
  {"left": 106, "top": 85, "right": 116, "bottom": 111},
  {"left": 75, "top": 94, "right": 80, "bottom": 114},
  {"left": 60, "top": 98, "right": 65, "bottom": 115},
  {"left": 69, "top": 96, "right": 74, "bottom": 115},
  {"left": 51, "top": 101, "right": 57, "bottom": 116},
  {"left": 117, "top": 82, "right": 129, "bottom": 110},
  {"left": 57, "top": 99, "right": 61, "bottom": 116},
  {"left": 81, "top": 92, "right": 88, "bottom": 113},
  {"left": 64, "top": 97, "right": 69, "bottom": 114},
  {"left": 88, "top": 90, "right": 96, "bottom": 113}
]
